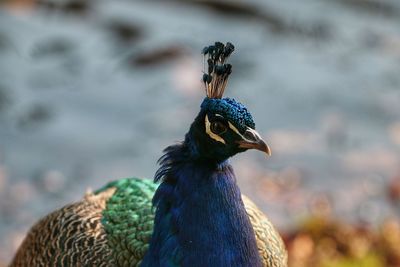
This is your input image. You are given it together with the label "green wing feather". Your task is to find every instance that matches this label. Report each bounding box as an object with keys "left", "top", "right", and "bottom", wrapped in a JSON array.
[
  {"left": 10, "top": 178, "right": 156, "bottom": 267},
  {"left": 98, "top": 178, "right": 157, "bottom": 267},
  {"left": 11, "top": 178, "right": 287, "bottom": 267}
]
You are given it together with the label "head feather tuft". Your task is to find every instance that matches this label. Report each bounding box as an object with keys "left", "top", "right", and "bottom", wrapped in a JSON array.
[{"left": 202, "top": 42, "right": 235, "bottom": 99}]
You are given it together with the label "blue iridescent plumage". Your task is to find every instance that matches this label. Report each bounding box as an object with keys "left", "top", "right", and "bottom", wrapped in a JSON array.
[
  {"left": 201, "top": 97, "right": 255, "bottom": 132},
  {"left": 141, "top": 144, "right": 262, "bottom": 267},
  {"left": 141, "top": 92, "right": 264, "bottom": 266}
]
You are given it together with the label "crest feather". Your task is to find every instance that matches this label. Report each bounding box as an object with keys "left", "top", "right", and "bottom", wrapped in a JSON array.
[{"left": 202, "top": 42, "right": 235, "bottom": 99}]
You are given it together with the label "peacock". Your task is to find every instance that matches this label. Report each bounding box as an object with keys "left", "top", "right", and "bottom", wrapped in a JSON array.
[{"left": 11, "top": 42, "right": 287, "bottom": 267}]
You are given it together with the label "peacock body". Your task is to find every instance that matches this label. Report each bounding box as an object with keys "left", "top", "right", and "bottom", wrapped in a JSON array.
[{"left": 11, "top": 42, "right": 287, "bottom": 267}]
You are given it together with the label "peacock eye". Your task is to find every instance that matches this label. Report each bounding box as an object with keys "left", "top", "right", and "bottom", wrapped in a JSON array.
[{"left": 210, "top": 121, "right": 227, "bottom": 135}]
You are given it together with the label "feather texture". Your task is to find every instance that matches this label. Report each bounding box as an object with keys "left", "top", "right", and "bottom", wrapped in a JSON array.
[
  {"left": 11, "top": 187, "right": 116, "bottom": 266},
  {"left": 142, "top": 143, "right": 263, "bottom": 267},
  {"left": 11, "top": 178, "right": 287, "bottom": 267}
]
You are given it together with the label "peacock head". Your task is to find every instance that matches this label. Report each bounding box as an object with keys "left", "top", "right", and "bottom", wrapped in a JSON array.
[{"left": 185, "top": 42, "right": 271, "bottom": 162}]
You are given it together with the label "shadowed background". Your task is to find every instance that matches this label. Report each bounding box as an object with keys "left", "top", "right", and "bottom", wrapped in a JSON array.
[{"left": 0, "top": 0, "right": 400, "bottom": 266}]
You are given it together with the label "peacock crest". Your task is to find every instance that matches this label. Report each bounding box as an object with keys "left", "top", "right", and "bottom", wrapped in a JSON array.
[{"left": 202, "top": 41, "right": 235, "bottom": 99}]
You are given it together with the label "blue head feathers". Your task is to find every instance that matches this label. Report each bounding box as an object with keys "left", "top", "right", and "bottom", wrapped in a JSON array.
[
  {"left": 200, "top": 97, "right": 255, "bottom": 132},
  {"left": 179, "top": 42, "right": 270, "bottom": 162},
  {"left": 200, "top": 42, "right": 255, "bottom": 132}
]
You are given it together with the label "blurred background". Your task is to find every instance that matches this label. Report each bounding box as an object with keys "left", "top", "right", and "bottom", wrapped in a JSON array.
[{"left": 0, "top": 0, "right": 400, "bottom": 266}]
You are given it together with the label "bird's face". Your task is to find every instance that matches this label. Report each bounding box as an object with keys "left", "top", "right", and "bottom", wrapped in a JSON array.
[{"left": 188, "top": 98, "right": 271, "bottom": 162}]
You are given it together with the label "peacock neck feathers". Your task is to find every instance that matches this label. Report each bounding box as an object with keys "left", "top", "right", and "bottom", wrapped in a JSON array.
[{"left": 140, "top": 142, "right": 263, "bottom": 267}]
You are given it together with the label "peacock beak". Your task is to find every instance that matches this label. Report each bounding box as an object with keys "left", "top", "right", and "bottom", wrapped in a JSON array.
[{"left": 237, "top": 127, "right": 271, "bottom": 156}]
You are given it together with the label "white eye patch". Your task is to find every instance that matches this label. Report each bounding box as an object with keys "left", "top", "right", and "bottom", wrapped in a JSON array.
[
  {"left": 205, "top": 115, "right": 226, "bottom": 144},
  {"left": 228, "top": 122, "right": 258, "bottom": 143}
]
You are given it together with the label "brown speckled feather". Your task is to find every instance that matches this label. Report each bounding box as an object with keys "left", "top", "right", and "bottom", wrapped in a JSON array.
[
  {"left": 242, "top": 195, "right": 288, "bottom": 267},
  {"left": 11, "top": 184, "right": 287, "bottom": 267},
  {"left": 10, "top": 188, "right": 117, "bottom": 267}
]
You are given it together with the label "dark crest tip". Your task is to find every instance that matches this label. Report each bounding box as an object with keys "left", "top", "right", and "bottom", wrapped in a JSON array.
[
  {"left": 202, "top": 41, "right": 235, "bottom": 99},
  {"left": 202, "top": 46, "right": 209, "bottom": 55}
]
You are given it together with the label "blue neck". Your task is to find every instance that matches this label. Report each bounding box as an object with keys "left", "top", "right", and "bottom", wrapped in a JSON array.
[{"left": 141, "top": 144, "right": 262, "bottom": 267}]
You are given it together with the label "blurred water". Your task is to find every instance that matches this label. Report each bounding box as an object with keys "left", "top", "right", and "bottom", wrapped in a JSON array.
[{"left": 0, "top": 0, "right": 400, "bottom": 263}]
